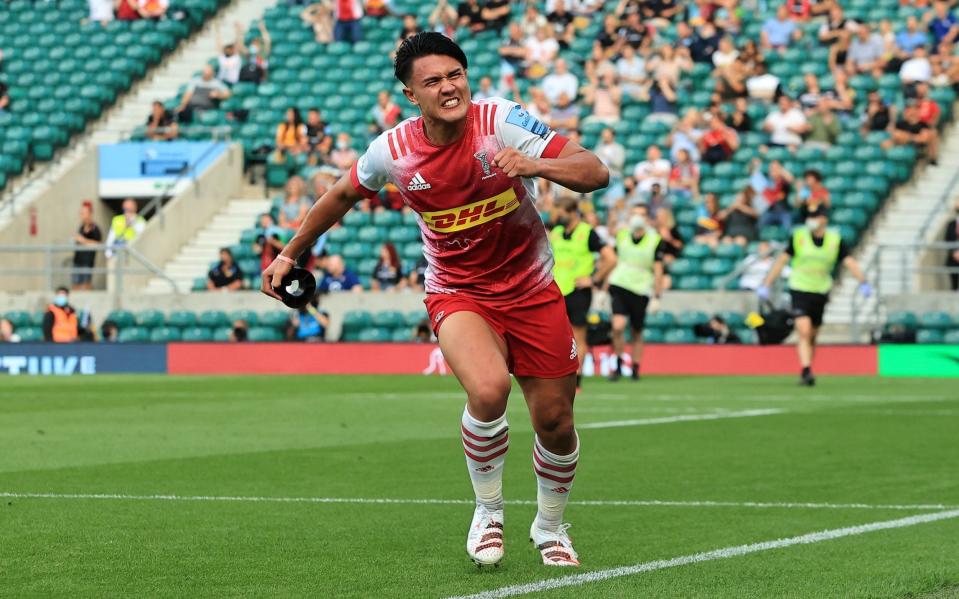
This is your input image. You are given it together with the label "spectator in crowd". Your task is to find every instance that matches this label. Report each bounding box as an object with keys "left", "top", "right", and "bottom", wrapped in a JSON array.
[
  {"left": 428, "top": 0, "right": 459, "bottom": 38},
  {"left": 330, "top": 132, "right": 359, "bottom": 171},
  {"left": 647, "top": 44, "right": 692, "bottom": 116},
  {"left": 545, "top": 0, "right": 576, "bottom": 48},
  {"left": 549, "top": 92, "right": 580, "bottom": 135},
  {"left": 301, "top": 2, "right": 334, "bottom": 44},
  {"left": 175, "top": 65, "right": 231, "bottom": 123},
  {"left": 798, "top": 72, "right": 833, "bottom": 111},
  {"left": 861, "top": 90, "right": 894, "bottom": 133},
  {"left": 72, "top": 201, "right": 102, "bottom": 290},
  {"left": 901, "top": 45, "right": 933, "bottom": 85},
  {"left": 945, "top": 197, "right": 959, "bottom": 290},
  {"left": 482, "top": 0, "right": 511, "bottom": 33},
  {"left": 369, "top": 90, "right": 402, "bottom": 136},
  {"left": 229, "top": 319, "right": 249, "bottom": 342},
  {"left": 804, "top": 99, "right": 840, "bottom": 149},
  {"left": 594, "top": 12, "right": 622, "bottom": 61},
  {"left": 718, "top": 187, "right": 760, "bottom": 246},
  {"left": 457, "top": 0, "right": 486, "bottom": 33},
  {"left": 884, "top": 102, "right": 940, "bottom": 165},
  {"left": 305, "top": 107, "right": 331, "bottom": 158},
  {"left": 726, "top": 97, "right": 752, "bottom": 132},
  {"left": 289, "top": 296, "right": 330, "bottom": 342},
  {"left": 43, "top": 287, "right": 79, "bottom": 343},
  {"left": 828, "top": 69, "right": 856, "bottom": 114},
  {"left": 926, "top": 0, "right": 959, "bottom": 46},
  {"left": 472, "top": 76, "right": 498, "bottom": 100},
  {"left": 253, "top": 213, "right": 284, "bottom": 272},
  {"left": 594, "top": 127, "right": 625, "bottom": 207},
  {"left": 690, "top": 21, "right": 722, "bottom": 64},
  {"left": 370, "top": 242, "right": 406, "bottom": 291},
  {"left": 763, "top": 94, "right": 808, "bottom": 150},
  {"left": 699, "top": 112, "right": 739, "bottom": 164},
  {"left": 207, "top": 247, "right": 244, "bottom": 291},
  {"left": 279, "top": 176, "right": 310, "bottom": 231},
  {"left": 87, "top": 0, "right": 114, "bottom": 25},
  {"left": 897, "top": 16, "right": 929, "bottom": 57},
  {"left": 669, "top": 147, "right": 699, "bottom": 201},
  {"left": 397, "top": 13, "right": 422, "bottom": 45},
  {"left": 318, "top": 254, "right": 362, "bottom": 293},
  {"left": 615, "top": 44, "right": 647, "bottom": 99},
  {"left": 105, "top": 198, "right": 146, "bottom": 258},
  {"left": 694, "top": 192, "right": 723, "bottom": 248},
  {"left": 667, "top": 109, "right": 703, "bottom": 162},
  {"left": 656, "top": 207, "right": 684, "bottom": 266},
  {"left": 915, "top": 82, "right": 941, "bottom": 127},
  {"left": 242, "top": 20, "right": 272, "bottom": 83},
  {"left": 760, "top": 4, "right": 801, "bottom": 52},
  {"left": 413, "top": 318, "right": 432, "bottom": 342},
  {"left": 745, "top": 60, "right": 782, "bottom": 102},
  {"left": 582, "top": 70, "right": 622, "bottom": 125},
  {"left": 712, "top": 35, "right": 739, "bottom": 70},
  {"left": 116, "top": 0, "right": 140, "bottom": 20},
  {"left": 526, "top": 25, "right": 561, "bottom": 80},
  {"left": 407, "top": 255, "right": 428, "bottom": 291},
  {"left": 215, "top": 22, "right": 246, "bottom": 86},
  {"left": 519, "top": 2, "right": 548, "bottom": 38},
  {"left": 693, "top": 315, "right": 742, "bottom": 344},
  {"left": 99, "top": 319, "right": 119, "bottom": 342},
  {"left": 817, "top": 4, "right": 858, "bottom": 71},
  {"left": 616, "top": 11, "right": 648, "bottom": 50},
  {"left": 633, "top": 145, "right": 671, "bottom": 198},
  {"left": 0, "top": 79, "right": 8, "bottom": 115},
  {"left": 527, "top": 88, "right": 553, "bottom": 124},
  {"left": 796, "top": 169, "right": 831, "bottom": 219},
  {"left": 758, "top": 160, "right": 795, "bottom": 230},
  {"left": 275, "top": 107, "right": 309, "bottom": 157},
  {"left": 0, "top": 318, "right": 21, "bottom": 343},
  {"left": 500, "top": 22, "right": 530, "bottom": 78},
  {"left": 845, "top": 23, "right": 886, "bottom": 75},
  {"left": 145, "top": 101, "right": 178, "bottom": 141},
  {"left": 647, "top": 182, "right": 671, "bottom": 219},
  {"left": 541, "top": 58, "right": 578, "bottom": 104},
  {"left": 138, "top": 0, "right": 168, "bottom": 19},
  {"left": 739, "top": 241, "right": 780, "bottom": 290},
  {"left": 333, "top": 0, "right": 364, "bottom": 43}
]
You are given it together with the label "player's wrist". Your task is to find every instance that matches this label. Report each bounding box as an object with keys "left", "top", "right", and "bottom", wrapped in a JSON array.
[{"left": 276, "top": 255, "right": 296, "bottom": 266}]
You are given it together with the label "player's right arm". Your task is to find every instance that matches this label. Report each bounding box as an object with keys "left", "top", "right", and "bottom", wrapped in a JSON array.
[{"left": 261, "top": 134, "right": 391, "bottom": 299}]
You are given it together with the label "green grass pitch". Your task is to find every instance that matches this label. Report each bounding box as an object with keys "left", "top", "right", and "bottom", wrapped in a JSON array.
[{"left": 2, "top": 374, "right": 958, "bottom": 598}]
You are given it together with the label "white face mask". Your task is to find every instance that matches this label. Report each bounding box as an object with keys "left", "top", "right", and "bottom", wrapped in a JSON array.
[
  {"left": 805, "top": 218, "right": 821, "bottom": 231},
  {"left": 336, "top": 140, "right": 349, "bottom": 150},
  {"left": 629, "top": 215, "right": 647, "bottom": 232}
]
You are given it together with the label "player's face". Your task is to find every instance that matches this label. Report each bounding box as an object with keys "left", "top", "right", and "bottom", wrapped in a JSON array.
[{"left": 404, "top": 54, "right": 471, "bottom": 124}]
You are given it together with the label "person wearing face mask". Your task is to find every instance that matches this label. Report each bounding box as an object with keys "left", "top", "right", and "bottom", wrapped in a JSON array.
[
  {"left": 758, "top": 206, "right": 871, "bottom": 386},
  {"left": 549, "top": 197, "right": 617, "bottom": 389},
  {"left": 105, "top": 199, "right": 147, "bottom": 259},
  {"left": 43, "top": 287, "right": 79, "bottom": 343},
  {"left": 606, "top": 205, "right": 666, "bottom": 382}
]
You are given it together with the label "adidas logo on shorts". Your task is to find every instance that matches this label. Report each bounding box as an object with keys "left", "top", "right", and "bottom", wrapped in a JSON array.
[{"left": 407, "top": 172, "right": 431, "bottom": 191}]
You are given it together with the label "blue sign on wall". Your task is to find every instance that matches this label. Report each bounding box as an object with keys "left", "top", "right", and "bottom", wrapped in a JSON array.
[
  {"left": 98, "top": 141, "right": 227, "bottom": 197},
  {"left": 0, "top": 344, "right": 167, "bottom": 376}
]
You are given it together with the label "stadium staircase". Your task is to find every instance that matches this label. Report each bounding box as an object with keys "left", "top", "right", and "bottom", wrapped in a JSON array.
[
  {"left": 824, "top": 127, "right": 959, "bottom": 333},
  {"left": 0, "top": 0, "right": 274, "bottom": 231},
  {"left": 144, "top": 196, "right": 270, "bottom": 293}
]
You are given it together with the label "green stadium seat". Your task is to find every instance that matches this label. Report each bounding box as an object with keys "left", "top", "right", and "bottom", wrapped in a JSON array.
[
  {"left": 943, "top": 330, "right": 959, "bottom": 345},
  {"left": 118, "top": 327, "right": 150, "bottom": 343},
  {"left": 3, "top": 311, "right": 32, "bottom": 328},
  {"left": 17, "top": 327, "right": 44, "bottom": 342},
  {"left": 645, "top": 312, "right": 676, "bottom": 329},
  {"left": 150, "top": 327, "right": 182, "bottom": 342},
  {"left": 228, "top": 310, "right": 259, "bottom": 327},
  {"left": 372, "top": 311, "right": 404, "bottom": 328},
  {"left": 106, "top": 310, "right": 136, "bottom": 328},
  {"left": 642, "top": 328, "right": 665, "bottom": 343},
  {"left": 885, "top": 311, "right": 918, "bottom": 331},
  {"left": 358, "top": 327, "right": 392, "bottom": 342},
  {"left": 135, "top": 310, "right": 165, "bottom": 328},
  {"left": 259, "top": 311, "right": 290, "bottom": 329},
  {"left": 198, "top": 310, "right": 231, "bottom": 329},
  {"left": 916, "top": 329, "right": 945, "bottom": 344},
  {"left": 248, "top": 327, "right": 283, "bottom": 342},
  {"left": 181, "top": 327, "right": 213, "bottom": 342},
  {"left": 404, "top": 310, "right": 428, "bottom": 327},
  {"left": 717, "top": 311, "right": 746, "bottom": 328},
  {"left": 342, "top": 311, "right": 373, "bottom": 333},
  {"left": 918, "top": 312, "right": 952, "bottom": 330},
  {"left": 664, "top": 328, "right": 697, "bottom": 344},
  {"left": 677, "top": 311, "right": 709, "bottom": 327},
  {"left": 391, "top": 329, "right": 412, "bottom": 342},
  {"left": 669, "top": 258, "right": 700, "bottom": 276}
]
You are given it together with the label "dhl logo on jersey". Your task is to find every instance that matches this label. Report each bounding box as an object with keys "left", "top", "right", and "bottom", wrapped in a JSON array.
[{"left": 420, "top": 188, "right": 520, "bottom": 233}]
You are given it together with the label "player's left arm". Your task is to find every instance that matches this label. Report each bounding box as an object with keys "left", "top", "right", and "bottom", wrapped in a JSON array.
[
  {"left": 493, "top": 140, "right": 610, "bottom": 193},
  {"left": 594, "top": 245, "right": 617, "bottom": 284},
  {"left": 653, "top": 260, "right": 665, "bottom": 298},
  {"left": 842, "top": 255, "right": 867, "bottom": 284}
]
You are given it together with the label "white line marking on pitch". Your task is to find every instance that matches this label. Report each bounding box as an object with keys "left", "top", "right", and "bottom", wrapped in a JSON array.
[
  {"left": 1, "top": 492, "right": 955, "bottom": 511},
  {"left": 445, "top": 509, "right": 959, "bottom": 599},
  {"left": 578, "top": 408, "right": 785, "bottom": 429}
]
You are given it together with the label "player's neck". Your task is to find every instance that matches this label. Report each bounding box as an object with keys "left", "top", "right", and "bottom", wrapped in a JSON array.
[{"left": 422, "top": 115, "right": 467, "bottom": 146}]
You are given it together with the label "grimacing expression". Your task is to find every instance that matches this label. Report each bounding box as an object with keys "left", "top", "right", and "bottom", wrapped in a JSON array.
[{"left": 403, "top": 54, "right": 471, "bottom": 125}]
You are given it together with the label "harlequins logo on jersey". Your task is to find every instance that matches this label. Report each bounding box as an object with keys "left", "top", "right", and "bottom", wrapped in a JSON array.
[{"left": 474, "top": 151, "right": 496, "bottom": 180}]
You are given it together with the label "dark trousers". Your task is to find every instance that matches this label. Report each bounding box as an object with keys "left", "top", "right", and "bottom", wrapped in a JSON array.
[{"left": 334, "top": 19, "right": 363, "bottom": 43}]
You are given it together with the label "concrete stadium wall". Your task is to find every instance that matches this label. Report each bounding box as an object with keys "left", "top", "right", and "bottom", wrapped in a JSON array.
[{"left": 884, "top": 292, "right": 959, "bottom": 313}]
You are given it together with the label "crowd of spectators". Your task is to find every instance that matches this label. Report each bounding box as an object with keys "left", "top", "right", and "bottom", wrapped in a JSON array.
[{"left": 87, "top": 0, "right": 170, "bottom": 25}]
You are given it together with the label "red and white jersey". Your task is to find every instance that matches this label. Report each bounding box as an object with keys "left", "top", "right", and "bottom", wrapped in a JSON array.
[{"left": 350, "top": 97, "right": 569, "bottom": 304}]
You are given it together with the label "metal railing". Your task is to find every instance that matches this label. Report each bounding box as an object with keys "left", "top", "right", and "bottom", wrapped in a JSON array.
[
  {"left": 716, "top": 241, "right": 785, "bottom": 293},
  {"left": 0, "top": 243, "right": 179, "bottom": 300}
]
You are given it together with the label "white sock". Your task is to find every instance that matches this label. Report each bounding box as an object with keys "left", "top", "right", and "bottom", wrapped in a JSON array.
[
  {"left": 532, "top": 433, "right": 579, "bottom": 532},
  {"left": 461, "top": 407, "right": 509, "bottom": 510}
]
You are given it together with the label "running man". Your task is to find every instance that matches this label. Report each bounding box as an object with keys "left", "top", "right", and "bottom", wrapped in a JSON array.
[
  {"left": 261, "top": 33, "right": 609, "bottom": 567},
  {"left": 606, "top": 204, "right": 665, "bottom": 381},
  {"left": 549, "top": 197, "right": 617, "bottom": 389},
  {"left": 758, "top": 206, "right": 871, "bottom": 386}
]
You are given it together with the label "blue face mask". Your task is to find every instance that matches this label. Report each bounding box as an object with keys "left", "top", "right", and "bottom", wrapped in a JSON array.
[{"left": 53, "top": 295, "right": 68, "bottom": 307}]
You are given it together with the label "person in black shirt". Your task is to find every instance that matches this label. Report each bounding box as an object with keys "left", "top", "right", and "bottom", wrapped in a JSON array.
[
  {"left": 726, "top": 97, "right": 753, "bottom": 132},
  {"left": 457, "top": 0, "right": 485, "bottom": 32},
  {"left": 207, "top": 247, "right": 244, "bottom": 290},
  {"left": 145, "top": 101, "right": 178, "bottom": 141},
  {"left": 481, "top": 0, "right": 511, "bottom": 33},
  {"left": 617, "top": 12, "right": 648, "bottom": 50},
  {"left": 371, "top": 242, "right": 407, "bottom": 291},
  {"left": 945, "top": 198, "right": 959, "bottom": 290},
  {"left": 861, "top": 91, "right": 892, "bottom": 133},
  {"left": 72, "top": 201, "right": 102, "bottom": 290},
  {"left": 407, "top": 255, "right": 428, "bottom": 290},
  {"left": 547, "top": 0, "right": 576, "bottom": 49},
  {"left": 397, "top": 13, "right": 422, "bottom": 43},
  {"left": 885, "top": 102, "right": 939, "bottom": 163}
]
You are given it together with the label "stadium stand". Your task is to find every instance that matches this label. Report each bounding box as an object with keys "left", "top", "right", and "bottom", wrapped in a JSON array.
[{"left": 0, "top": 0, "right": 228, "bottom": 192}]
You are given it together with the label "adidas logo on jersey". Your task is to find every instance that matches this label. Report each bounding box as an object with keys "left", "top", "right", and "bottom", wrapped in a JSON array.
[{"left": 407, "top": 172, "right": 432, "bottom": 191}]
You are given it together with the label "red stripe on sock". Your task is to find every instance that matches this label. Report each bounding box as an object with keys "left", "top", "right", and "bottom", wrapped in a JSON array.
[
  {"left": 461, "top": 423, "right": 508, "bottom": 443},
  {"left": 533, "top": 445, "right": 578, "bottom": 473},
  {"left": 462, "top": 432, "right": 509, "bottom": 453},
  {"left": 465, "top": 445, "right": 509, "bottom": 463},
  {"left": 533, "top": 467, "right": 575, "bottom": 484}
]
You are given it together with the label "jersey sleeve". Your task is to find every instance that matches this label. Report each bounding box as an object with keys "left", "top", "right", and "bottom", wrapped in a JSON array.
[
  {"left": 491, "top": 97, "right": 569, "bottom": 159},
  {"left": 785, "top": 237, "right": 796, "bottom": 256},
  {"left": 587, "top": 229, "right": 605, "bottom": 252},
  {"left": 654, "top": 240, "right": 666, "bottom": 262},
  {"left": 837, "top": 239, "right": 850, "bottom": 262},
  {"left": 349, "top": 133, "right": 391, "bottom": 198}
]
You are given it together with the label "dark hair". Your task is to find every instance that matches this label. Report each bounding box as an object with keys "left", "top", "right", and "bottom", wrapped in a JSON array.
[
  {"left": 382, "top": 242, "right": 401, "bottom": 269},
  {"left": 220, "top": 247, "right": 235, "bottom": 262},
  {"left": 56, "top": 286, "right": 69, "bottom": 294},
  {"left": 803, "top": 169, "right": 822, "bottom": 182},
  {"left": 284, "top": 106, "right": 303, "bottom": 128},
  {"left": 394, "top": 32, "right": 468, "bottom": 84},
  {"left": 556, "top": 197, "right": 579, "bottom": 213},
  {"left": 308, "top": 107, "right": 320, "bottom": 114}
]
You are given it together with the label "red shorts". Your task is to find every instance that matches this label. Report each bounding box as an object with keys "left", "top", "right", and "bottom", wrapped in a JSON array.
[{"left": 425, "top": 282, "right": 578, "bottom": 379}]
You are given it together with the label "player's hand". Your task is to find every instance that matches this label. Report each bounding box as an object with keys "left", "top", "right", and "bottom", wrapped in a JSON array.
[
  {"left": 492, "top": 148, "right": 540, "bottom": 178},
  {"left": 574, "top": 276, "right": 593, "bottom": 289},
  {"left": 649, "top": 297, "right": 661, "bottom": 314},
  {"left": 858, "top": 282, "right": 873, "bottom": 298},
  {"left": 260, "top": 257, "right": 292, "bottom": 301},
  {"left": 756, "top": 285, "right": 770, "bottom": 301}
]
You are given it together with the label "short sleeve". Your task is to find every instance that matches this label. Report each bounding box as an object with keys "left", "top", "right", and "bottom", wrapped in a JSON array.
[
  {"left": 491, "top": 97, "right": 569, "bottom": 159},
  {"left": 785, "top": 237, "right": 796, "bottom": 256},
  {"left": 350, "top": 133, "right": 391, "bottom": 198},
  {"left": 587, "top": 229, "right": 605, "bottom": 252},
  {"left": 654, "top": 240, "right": 666, "bottom": 261},
  {"left": 837, "top": 239, "right": 850, "bottom": 262}
]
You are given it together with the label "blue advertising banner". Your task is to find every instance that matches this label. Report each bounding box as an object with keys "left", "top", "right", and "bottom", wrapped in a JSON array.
[
  {"left": 0, "top": 344, "right": 167, "bottom": 376},
  {"left": 98, "top": 141, "right": 227, "bottom": 197}
]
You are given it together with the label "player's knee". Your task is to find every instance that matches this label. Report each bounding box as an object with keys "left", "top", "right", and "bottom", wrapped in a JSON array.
[
  {"left": 534, "top": 405, "right": 575, "bottom": 440},
  {"left": 467, "top": 378, "right": 512, "bottom": 414}
]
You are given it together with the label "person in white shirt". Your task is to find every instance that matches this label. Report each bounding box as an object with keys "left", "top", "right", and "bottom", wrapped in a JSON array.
[
  {"left": 763, "top": 95, "right": 808, "bottom": 147},
  {"left": 615, "top": 44, "right": 647, "bottom": 99},
  {"left": 632, "top": 145, "right": 672, "bottom": 195},
  {"left": 541, "top": 58, "right": 578, "bottom": 103},
  {"left": 88, "top": 0, "right": 114, "bottom": 24},
  {"left": 712, "top": 36, "right": 739, "bottom": 69},
  {"left": 215, "top": 22, "right": 246, "bottom": 86},
  {"left": 525, "top": 24, "right": 560, "bottom": 77},
  {"left": 900, "top": 45, "right": 933, "bottom": 84}
]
